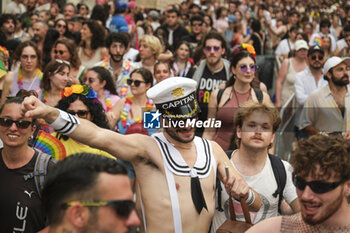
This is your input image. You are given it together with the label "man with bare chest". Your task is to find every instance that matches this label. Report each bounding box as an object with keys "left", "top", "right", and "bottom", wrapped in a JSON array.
[
  {"left": 21, "top": 78, "right": 261, "bottom": 233},
  {"left": 299, "top": 56, "right": 350, "bottom": 140}
]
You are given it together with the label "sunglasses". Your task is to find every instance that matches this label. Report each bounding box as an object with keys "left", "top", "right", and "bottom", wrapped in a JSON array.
[
  {"left": 310, "top": 55, "right": 324, "bottom": 61},
  {"left": 127, "top": 79, "right": 146, "bottom": 87},
  {"left": 57, "top": 24, "right": 66, "bottom": 28},
  {"left": 239, "top": 64, "right": 257, "bottom": 73},
  {"left": 63, "top": 200, "right": 135, "bottom": 218},
  {"left": 67, "top": 110, "right": 89, "bottom": 118},
  {"left": 0, "top": 118, "right": 33, "bottom": 129},
  {"left": 293, "top": 175, "right": 344, "bottom": 194},
  {"left": 55, "top": 50, "right": 65, "bottom": 55},
  {"left": 204, "top": 46, "right": 220, "bottom": 52}
]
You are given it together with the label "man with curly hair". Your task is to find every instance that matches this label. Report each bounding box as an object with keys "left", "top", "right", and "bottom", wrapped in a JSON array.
[{"left": 247, "top": 134, "right": 350, "bottom": 232}]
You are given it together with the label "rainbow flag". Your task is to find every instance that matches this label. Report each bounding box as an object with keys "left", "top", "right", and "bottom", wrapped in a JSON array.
[
  {"left": 0, "top": 60, "right": 7, "bottom": 79},
  {"left": 314, "top": 37, "right": 323, "bottom": 47},
  {"left": 33, "top": 130, "right": 66, "bottom": 161}
]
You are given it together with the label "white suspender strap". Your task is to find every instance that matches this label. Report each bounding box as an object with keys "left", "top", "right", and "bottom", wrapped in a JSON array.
[{"left": 164, "top": 162, "right": 183, "bottom": 233}]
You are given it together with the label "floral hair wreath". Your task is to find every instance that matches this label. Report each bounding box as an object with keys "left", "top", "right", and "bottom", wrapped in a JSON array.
[
  {"left": 233, "top": 43, "right": 256, "bottom": 59},
  {"left": 0, "top": 46, "right": 9, "bottom": 57},
  {"left": 62, "top": 85, "right": 98, "bottom": 101}
]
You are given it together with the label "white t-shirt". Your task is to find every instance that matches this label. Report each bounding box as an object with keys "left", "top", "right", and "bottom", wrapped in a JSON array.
[
  {"left": 211, "top": 151, "right": 297, "bottom": 232},
  {"left": 275, "top": 39, "right": 294, "bottom": 56}
]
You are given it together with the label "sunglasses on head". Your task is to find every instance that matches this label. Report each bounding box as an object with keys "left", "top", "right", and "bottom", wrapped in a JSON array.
[
  {"left": 127, "top": 79, "right": 146, "bottom": 87},
  {"left": 204, "top": 46, "right": 220, "bottom": 52},
  {"left": 67, "top": 110, "right": 89, "bottom": 118},
  {"left": 239, "top": 64, "right": 257, "bottom": 73},
  {"left": 0, "top": 117, "right": 33, "bottom": 129},
  {"left": 310, "top": 55, "right": 324, "bottom": 61},
  {"left": 63, "top": 200, "right": 135, "bottom": 218},
  {"left": 293, "top": 175, "right": 344, "bottom": 194}
]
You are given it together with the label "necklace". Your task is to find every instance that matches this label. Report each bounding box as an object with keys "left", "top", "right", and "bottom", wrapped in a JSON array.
[
  {"left": 17, "top": 68, "right": 42, "bottom": 90},
  {"left": 104, "top": 92, "right": 112, "bottom": 112},
  {"left": 232, "top": 87, "right": 251, "bottom": 107}
]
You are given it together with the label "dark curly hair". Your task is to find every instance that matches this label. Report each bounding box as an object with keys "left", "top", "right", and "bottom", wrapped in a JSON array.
[
  {"left": 12, "top": 40, "right": 42, "bottom": 69},
  {"left": 56, "top": 94, "right": 110, "bottom": 130},
  {"left": 291, "top": 135, "right": 350, "bottom": 181},
  {"left": 81, "top": 19, "right": 105, "bottom": 50}
]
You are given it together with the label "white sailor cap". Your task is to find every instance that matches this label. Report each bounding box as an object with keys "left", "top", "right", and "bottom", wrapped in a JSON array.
[{"left": 147, "top": 77, "right": 200, "bottom": 119}]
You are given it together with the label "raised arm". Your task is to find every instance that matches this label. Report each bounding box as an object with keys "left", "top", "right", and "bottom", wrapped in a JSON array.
[
  {"left": 22, "top": 96, "right": 150, "bottom": 161},
  {"left": 106, "top": 98, "right": 125, "bottom": 129},
  {"left": 0, "top": 71, "right": 14, "bottom": 105},
  {"left": 275, "top": 59, "right": 289, "bottom": 108}
]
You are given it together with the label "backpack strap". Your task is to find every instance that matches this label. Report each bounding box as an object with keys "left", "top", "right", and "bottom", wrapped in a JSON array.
[
  {"left": 253, "top": 88, "right": 263, "bottom": 103},
  {"left": 216, "top": 88, "right": 226, "bottom": 108},
  {"left": 33, "top": 149, "right": 56, "bottom": 198},
  {"left": 268, "top": 154, "right": 286, "bottom": 214},
  {"left": 216, "top": 150, "right": 234, "bottom": 212}
]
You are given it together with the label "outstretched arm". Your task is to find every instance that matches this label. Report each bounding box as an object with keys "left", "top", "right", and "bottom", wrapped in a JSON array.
[
  {"left": 22, "top": 96, "right": 149, "bottom": 161},
  {"left": 212, "top": 141, "right": 261, "bottom": 211}
]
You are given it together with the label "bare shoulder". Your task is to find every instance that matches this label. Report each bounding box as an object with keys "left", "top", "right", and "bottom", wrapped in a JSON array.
[
  {"left": 210, "top": 140, "right": 227, "bottom": 160},
  {"left": 246, "top": 216, "right": 282, "bottom": 233}
]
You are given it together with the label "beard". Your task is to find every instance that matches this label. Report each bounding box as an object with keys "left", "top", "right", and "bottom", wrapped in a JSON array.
[
  {"left": 331, "top": 73, "right": 350, "bottom": 86},
  {"left": 110, "top": 52, "right": 123, "bottom": 63},
  {"left": 165, "top": 127, "right": 195, "bottom": 143},
  {"left": 301, "top": 186, "right": 344, "bottom": 225}
]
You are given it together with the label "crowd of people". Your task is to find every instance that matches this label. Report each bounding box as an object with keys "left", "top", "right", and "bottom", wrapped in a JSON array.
[{"left": 1, "top": 0, "right": 350, "bottom": 232}]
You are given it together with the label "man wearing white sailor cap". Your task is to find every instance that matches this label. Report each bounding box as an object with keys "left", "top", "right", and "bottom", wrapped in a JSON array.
[{"left": 21, "top": 78, "right": 261, "bottom": 233}]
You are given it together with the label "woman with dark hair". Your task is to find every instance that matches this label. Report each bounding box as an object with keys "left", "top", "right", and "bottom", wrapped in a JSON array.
[
  {"left": 0, "top": 96, "right": 55, "bottom": 233},
  {"left": 248, "top": 18, "right": 264, "bottom": 55},
  {"left": 42, "top": 28, "right": 60, "bottom": 68},
  {"left": 214, "top": 6, "right": 229, "bottom": 33},
  {"left": 54, "top": 18, "right": 71, "bottom": 39},
  {"left": 39, "top": 59, "right": 70, "bottom": 107},
  {"left": 170, "top": 41, "right": 196, "bottom": 78},
  {"left": 90, "top": 4, "right": 109, "bottom": 26},
  {"left": 78, "top": 19, "right": 108, "bottom": 69},
  {"left": 84, "top": 66, "right": 120, "bottom": 112},
  {"left": 202, "top": 45, "right": 271, "bottom": 150},
  {"left": 1, "top": 41, "right": 42, "bottom": 105},
  {"left": 54, "top": 38, "right": 86, "bottom": 84},
  {"left": 107, "top": 67, "right": 155, "bottom": 135},
  {"left": 53, "top": 85, "right": 114, "bottom": 159}
]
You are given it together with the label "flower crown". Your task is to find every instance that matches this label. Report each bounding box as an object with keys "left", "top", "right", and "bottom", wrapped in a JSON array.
[
  {"left": 0, "top": 46, "right": 9, "bottom": 57},
  {"left": 62, "top": 85, "right": 97, "bottom": 99},
  {"left": 234, "top": 43, "right": 256, "bottom": 59}
]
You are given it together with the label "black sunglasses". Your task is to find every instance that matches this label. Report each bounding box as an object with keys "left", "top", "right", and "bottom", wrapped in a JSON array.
[
  {"left": 63, "top": 200, "right": 135, "bottom": 218},
  {"left": 55, "top": 50, "right": 65, "bottom": 55},
  {"left": 0, "top": 117, "right": 33, "bottom": 129},
  {"left": 293, "top": 175, "right": 344, "bottom": 194},
  {"left": 67, "top": 110, "right": 90, "bottom": 118},
  {"left": 127, "top": 79, "right": 146, "bottom": 87},
  {"left": 310, "top": 55, "right": 324, "bottom": 61}
]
